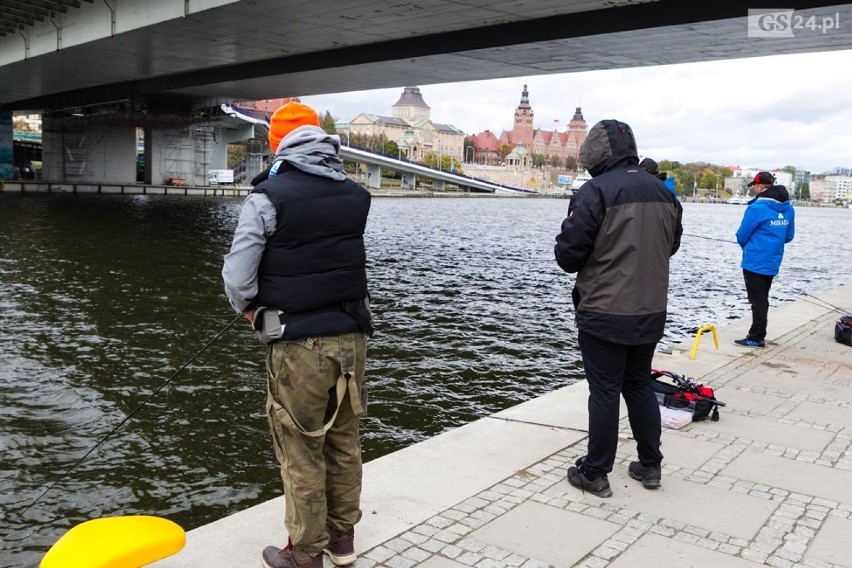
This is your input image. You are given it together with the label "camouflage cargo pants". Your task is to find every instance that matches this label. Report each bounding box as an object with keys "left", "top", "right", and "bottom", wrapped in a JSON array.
[{"left": 266, "top": 332, "right": 367, "bottom": 556}]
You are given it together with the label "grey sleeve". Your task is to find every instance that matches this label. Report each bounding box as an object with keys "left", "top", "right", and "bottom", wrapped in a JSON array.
[{"left": 222, "top": 193, "right": 277, "bottom": 314}]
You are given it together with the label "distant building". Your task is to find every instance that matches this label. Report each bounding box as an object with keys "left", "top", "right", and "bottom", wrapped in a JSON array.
[
  {"left": 504, "top": 84, "right": 535, "bottom": 148},
  {"left": 806, "top": 174, "right": 850, "bottom": 202},
  {"left": 475, "top": 84, "right": 588, "bottom": 167},
  {"left": 468, "top": 130, "right": 502, "bottom": 165},
  {"left": 725, "top": 176, "right": 748, "bottom": 196},
  {"left": 346, "top": 113, "right": 411, "bottom": 151},
  {"left": 505, "top": 142, "right": 532, "bottom": 168},
  {"left": 792, "top": 169, "right": 810, "bottom": 199},
  {"left": 336, "top": 86, "right": 465, "bottom": 162},
  {"left": 773, "top": 170, "right": 794, "bottom": 189},
  {"left": 809, "top": 175, "right": 828, "bottom": 201},
  {"left": 391, "top": 86, "right": 431, "bottom": 123},
  {"left": 825, "top": 175, "right": 852, "bottom": 201}
]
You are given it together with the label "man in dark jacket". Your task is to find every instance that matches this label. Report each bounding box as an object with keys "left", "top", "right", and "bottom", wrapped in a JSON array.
[
  {"left": 223, "top": 101, "right": 372, "bottom": 568},
  {"left": 734, "top": 172, "right": 795, "bottom": 348},
  {"left": 554, "top": 120, "right": 683, "bottom": 498},
  {"left": 639, "top": 157, "right": 677, "bottom": 196}
]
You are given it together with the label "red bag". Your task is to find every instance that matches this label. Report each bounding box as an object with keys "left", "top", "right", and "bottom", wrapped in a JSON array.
[{"left": 651, "top": 369, "right": 725, "bottom": 422}]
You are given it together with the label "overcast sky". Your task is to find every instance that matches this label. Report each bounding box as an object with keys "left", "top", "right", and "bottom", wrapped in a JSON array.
[{"left": 303, "top": 49, "right": 852, "bottom": 175}]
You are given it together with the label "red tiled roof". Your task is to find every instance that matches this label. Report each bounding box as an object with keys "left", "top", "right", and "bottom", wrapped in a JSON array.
[{"left": 471, "top": 130, "right": 501, "bottom": 151}]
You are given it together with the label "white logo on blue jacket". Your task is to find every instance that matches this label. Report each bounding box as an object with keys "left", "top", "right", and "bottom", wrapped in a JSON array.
[{"left": 770, "top": 212, "right": 789, "bottom": 227}]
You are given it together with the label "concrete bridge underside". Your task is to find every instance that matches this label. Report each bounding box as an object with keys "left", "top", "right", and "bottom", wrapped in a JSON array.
[{"left": 1, "top": 0, "right": 851, "bottom": 185}]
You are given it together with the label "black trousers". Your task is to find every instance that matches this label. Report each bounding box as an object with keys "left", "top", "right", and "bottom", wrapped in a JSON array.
[
  {"left": 577, "top": 330, "right": 663, "bottom": 477},
  {"left": 743, "top": 269, "right": 774, "bottom": 341}
]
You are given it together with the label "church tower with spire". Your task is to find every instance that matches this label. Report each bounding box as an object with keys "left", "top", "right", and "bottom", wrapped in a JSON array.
[
  {"left": 511, "top": 84, "right": 535, "bottom": 147},
  {"left": 568, "top": 107, "right": 587, "bottom": 133}
]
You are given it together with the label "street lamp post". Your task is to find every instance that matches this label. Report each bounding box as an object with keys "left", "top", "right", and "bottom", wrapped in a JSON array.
[{"left": 692, "top": 172, "right": 698, "bottom": 201}]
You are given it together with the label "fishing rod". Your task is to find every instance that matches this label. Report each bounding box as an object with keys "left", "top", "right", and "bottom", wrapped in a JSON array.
[
  {"left": 20, "top": 312, "right": 244, "bottom": 516},
  {"left": 486, "top": 415, "right": 631, "bottom": 440}
]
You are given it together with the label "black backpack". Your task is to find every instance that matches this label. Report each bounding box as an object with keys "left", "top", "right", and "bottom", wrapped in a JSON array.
[
  {"left": 835, "top": 316, "right": 852, "bottom": 346},
  {"left": 651, "top": 369, "right": 725, "bottom": 422}
]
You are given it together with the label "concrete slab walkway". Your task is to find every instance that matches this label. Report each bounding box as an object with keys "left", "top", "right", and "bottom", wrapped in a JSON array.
[{"left": 154, "top": 285, "right": 851, "bottom": 568}]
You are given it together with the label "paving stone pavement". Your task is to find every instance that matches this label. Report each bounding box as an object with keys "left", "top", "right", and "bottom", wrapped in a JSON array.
[
  {"left": 153, "top": 286, "right": 850, "bottom": 568},
  {"left": 346, "top": 294, "right": 852, "bottom": 568}
]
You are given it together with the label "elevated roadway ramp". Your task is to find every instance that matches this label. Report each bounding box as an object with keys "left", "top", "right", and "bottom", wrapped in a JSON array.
[{"left": 339, "top": 146, "right": 536, "bottom": 194}]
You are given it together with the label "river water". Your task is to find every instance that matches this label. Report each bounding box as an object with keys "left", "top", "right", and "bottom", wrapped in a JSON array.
[{"left": 1, "top": 193, "right": 849, "bottom": 567}]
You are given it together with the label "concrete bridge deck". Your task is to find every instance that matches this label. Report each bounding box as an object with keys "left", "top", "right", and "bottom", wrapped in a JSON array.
[{"left": 150, "top": 284, "right": 851, "bottom": 568}]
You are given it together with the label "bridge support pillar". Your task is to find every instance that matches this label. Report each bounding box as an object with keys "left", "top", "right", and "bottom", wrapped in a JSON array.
[
  {"left": 144, "top": 124, "right": 231, "bottom": 186},
  {"left": 432, "top": 179, "right": 445, "bottom": 191},
  {"left": 42, "top": 116, "right": 136, "bottom": 183},
  {"left": 400, "top": 174, "right": 416, "bottom": 189},
  {"left": 1, "top": 111, "right": 12, "bottom": 180},
  {"left": 365, "top": 163, "right": 382, "bottom": 189}
]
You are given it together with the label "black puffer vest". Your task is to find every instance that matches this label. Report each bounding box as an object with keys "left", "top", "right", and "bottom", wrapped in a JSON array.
[{"left": 252, "top": 165, "right": 372, "bottom": 339}]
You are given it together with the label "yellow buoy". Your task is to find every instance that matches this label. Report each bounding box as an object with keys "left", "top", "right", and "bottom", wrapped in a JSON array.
[{"left": 41, "top": 515, "right": 185, "bottom": 568}]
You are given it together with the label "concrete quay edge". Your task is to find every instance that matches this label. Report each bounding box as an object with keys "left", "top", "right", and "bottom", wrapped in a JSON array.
[{"left": 153, "top": 284, "right": 852, "bottom": 568}]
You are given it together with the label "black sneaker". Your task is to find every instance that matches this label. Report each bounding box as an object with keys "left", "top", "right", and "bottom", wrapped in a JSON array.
[
  {"left": 566, "top": 457, "right": 612, "bottom": 498},
  {"left": 324, "top": 524, "right": 356, "bottom": 566},
  {"left": 734, "top": 337, "right": 765, "bottom": 348},
  {"left": 628, "top": 461, "right": 661, "bottom": 489}
]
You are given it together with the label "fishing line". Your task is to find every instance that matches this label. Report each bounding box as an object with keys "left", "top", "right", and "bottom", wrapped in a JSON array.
[
  {"left": 544, "top": 232, "right": 735, "bottom": 286},
  {"left": 677, "top": 238, "right": 850, "bottom": 315},
  {"left": 27, "top": 366, "right": 73, "bottom": 380},
  {"left": 681, "top": 233, "right": 736, "bottom": 244},
  {"left": 797, "top": 293, "right": 851, "bottom": 316},
  {"left": 20, "top": 313, "right": 244, "bottom": 516}
]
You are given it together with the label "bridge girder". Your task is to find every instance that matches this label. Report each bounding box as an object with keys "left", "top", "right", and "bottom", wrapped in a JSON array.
[{"left": 1, "top": 0, "right": 851, "bottom": 113}]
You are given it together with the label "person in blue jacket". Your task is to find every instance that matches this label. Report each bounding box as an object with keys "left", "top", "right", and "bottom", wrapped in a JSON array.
[
  {"left": 734, "top": 172, "right": 795, "bottom": 348},
  {"left": 639, "top": 157, "right": 677, "bottom": 197}
]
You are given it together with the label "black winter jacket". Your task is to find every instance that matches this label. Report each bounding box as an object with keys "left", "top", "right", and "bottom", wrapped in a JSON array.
[
  {"left": 555, "top": 120, "right": 683, "bottom": 344},
  {"left": 252, "top": 164, "right": 372, "bottom": 339}
]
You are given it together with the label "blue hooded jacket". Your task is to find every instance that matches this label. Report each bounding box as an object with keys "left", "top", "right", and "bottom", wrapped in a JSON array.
[{"left": 735, "top": 185, "right": 795, "bottom": 276}]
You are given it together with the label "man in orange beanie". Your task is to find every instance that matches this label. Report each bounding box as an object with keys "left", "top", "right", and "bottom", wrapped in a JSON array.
[
  {"left": 267, "top": 99, "right": 321, "bottom": 154},
  {"left": 223, "top": 100, "right": 372, "bottom": 568}
]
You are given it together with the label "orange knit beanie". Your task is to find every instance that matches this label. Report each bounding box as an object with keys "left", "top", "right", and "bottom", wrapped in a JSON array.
[{"left": 268, "top": 101, "right": 321, "bottom": 152}]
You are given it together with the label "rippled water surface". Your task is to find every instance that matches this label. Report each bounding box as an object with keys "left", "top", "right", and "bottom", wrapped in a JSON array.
[{"left": 1, "top": 193, "right": 849, "bottom": 567}]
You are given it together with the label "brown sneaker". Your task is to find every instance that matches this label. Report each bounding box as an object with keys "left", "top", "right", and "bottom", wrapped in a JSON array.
[
  {"left": 324, "top": 524, "right": 356, "bottom": 566},
  {"left": 261, "top": 541, "right": 323, "bottom": 568}
]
